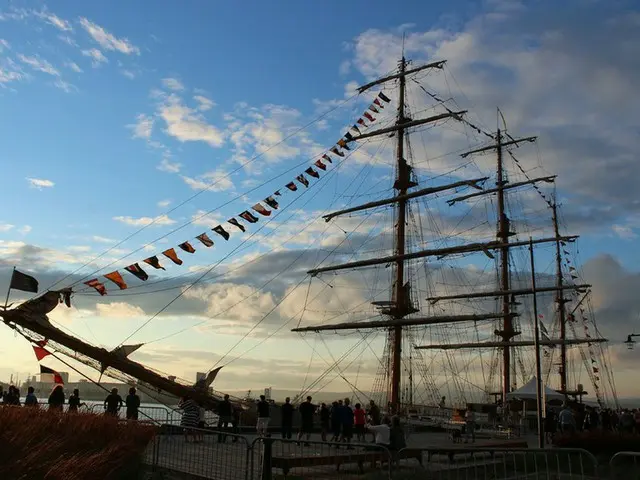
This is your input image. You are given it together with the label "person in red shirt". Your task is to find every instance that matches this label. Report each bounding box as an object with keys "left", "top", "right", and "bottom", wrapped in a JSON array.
[{"left": 354, "top": 403, "right": 366, "bottom": 443}]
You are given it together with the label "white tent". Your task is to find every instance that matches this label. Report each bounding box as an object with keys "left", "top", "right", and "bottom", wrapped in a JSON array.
[{"left": 505, "top": 377, "right": 565, "bottom": 401}]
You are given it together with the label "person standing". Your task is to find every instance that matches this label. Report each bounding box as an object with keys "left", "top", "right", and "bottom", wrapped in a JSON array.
[
  {"left": 297, "top": 396, "right": 316, "bottom": 445},
  {"left": 48, "top": 385, "right": 64, "bottom": 411},
  {"left": 464, "top": 406, "right": 476, "bottom": 443},
  {"left": 24, "top": 386, "right": 38, "bottom": 407},
  {"left": 179, "top": 395, "right": 201, "bottom": 443},
  {"left": 68, "top": 389, "right": 84, "bottom": 413},
  {"left": 125, "top": 387, "right": 141, "bottom": 420},
  {"left": 281, "top": 397, "right": 294, "bottom": 440},
  {"left": 217, "top": 394, "right": 233, "bottom": 442},
  {"left": 320, "top": 403, "right": 330, "bottom": 441},
  {"left": 330, "top": 401, "right": 341, "bottom": 442},
  {"left": 104, "top": 388, "right": 123, "bottom": 416},
  {"left": 256, "top": 395, "right": 270, "bottom": 437},
  {"left": 354, "top": 403, "right": 366, "bottom": 443},
  {"left": 341, "top": 398, "right": 354, "bottom": 447},
  {"left": 367, "top": 400, "right": 381, "bottom": 442}
]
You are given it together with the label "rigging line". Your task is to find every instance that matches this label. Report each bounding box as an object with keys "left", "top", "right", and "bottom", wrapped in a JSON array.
[
  {"left": 296, "top": 276, "right": 313, "bottom": 329},
  {"left": 47, "top": 94, "right": 365, "bottom": 292},
  {"left": 73, "top": 147, "right": 355, "bottom": 296}
]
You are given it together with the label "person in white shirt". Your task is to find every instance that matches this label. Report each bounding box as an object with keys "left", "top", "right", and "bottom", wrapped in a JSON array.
[
  {"left": 464, "top": 406, "right": 476, "bottom": 443},
  {"left": 366, "top": 416, "right": 391, "bottom": 447}
]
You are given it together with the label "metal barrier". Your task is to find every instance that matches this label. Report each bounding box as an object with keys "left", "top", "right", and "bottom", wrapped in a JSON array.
[
  {"left": 149, "top": 426, "right": 250, "bottom": 480},
  {"left": 610, "top": 451, "right": 640, "bottom": 480},
  {"left": 391, "top": 446, "right": 599, "bottom": 479},
  {"left": 251, "top": 437, "right": 393, "bottom": 480}
]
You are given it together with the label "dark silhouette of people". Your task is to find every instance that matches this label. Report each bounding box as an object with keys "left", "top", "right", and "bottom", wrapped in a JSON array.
[
  {"left": 330, "top": 401, "right": 341, "bottom": 442},
  {"left": 217, "top": 394, "right": 233, "bottom": 442},
  {"left": 24, "top": 386, "right": 38, "bottom": 407},
  {"left": 256, "top": 395, "right": 270, "bottom": 436},
  {"left": 68, "top": 389, "right": 85, "bottom": 413},
  {"left": 104, "top": 388, "right": 123, "bottom": 416},
  {"left": 320, "top": 403, "right": 330, "bottom": 441},
  {"left": 125, "top": 387, "right": 141, "bottom": 420},
  {"left": 281, "top": 397, "right": 294, "bottom": 439},
  {"left": 297, "top": 396, "right": 316, "bottom": 445},
  {"left": 48, "top": 385, "right": 65, "bottom": 411}
]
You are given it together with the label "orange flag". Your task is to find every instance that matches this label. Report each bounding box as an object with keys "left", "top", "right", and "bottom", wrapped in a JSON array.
[
  {"left": 163, "top": 248, "right": 183, "bottom": 265},
  {"left": 85, "top": 279, "right": 107, "bottom": 296},
  {"left": 104, "top": 271, "right": 127, "bottom": 290}
]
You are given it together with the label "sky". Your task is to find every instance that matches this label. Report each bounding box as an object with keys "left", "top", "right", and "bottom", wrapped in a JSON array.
[{"left": 0, "top": 0, "right": 639, "bottom": 403}]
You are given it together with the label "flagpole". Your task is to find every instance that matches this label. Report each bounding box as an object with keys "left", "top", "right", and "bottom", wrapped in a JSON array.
[
  {"left": 529, "top": 237, "right": 545, "bottom": 449},
  {"left": 4, "top": 266, "right": 15, "bottom": 309}
]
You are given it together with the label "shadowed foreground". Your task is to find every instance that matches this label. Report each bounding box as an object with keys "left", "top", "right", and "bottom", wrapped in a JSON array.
[{"left": 0, "top": 406, "right": 155, "bottom": 479}]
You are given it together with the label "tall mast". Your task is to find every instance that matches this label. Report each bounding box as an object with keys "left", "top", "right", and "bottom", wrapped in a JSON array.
[
  {"left": 552, "top": 201, "right": 568, "bottom": 397},
  {"left": 391, "top": 56, "right": 409, "bottom": 412},
  {"left": 495, "top": 128, "right": 516, "bottom": 401}
]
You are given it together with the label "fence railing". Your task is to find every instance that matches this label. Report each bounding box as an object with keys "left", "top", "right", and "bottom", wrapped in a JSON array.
[{"left": 610, "top": 451, "right": 640, "bottom": 480}]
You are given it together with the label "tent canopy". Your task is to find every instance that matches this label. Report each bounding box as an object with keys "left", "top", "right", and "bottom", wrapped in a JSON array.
[{"left": 505, "top": 377, "right": 565, "bottom": 401}]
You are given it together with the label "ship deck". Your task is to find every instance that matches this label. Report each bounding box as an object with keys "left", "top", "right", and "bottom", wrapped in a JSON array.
[{"left": 143, "top": 431, "right": 541, "bottom": 479}]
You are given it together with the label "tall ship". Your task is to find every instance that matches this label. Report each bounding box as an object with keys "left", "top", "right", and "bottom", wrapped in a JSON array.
[{"left": 0, "top": 55, "right": 618, "bottom": 419}]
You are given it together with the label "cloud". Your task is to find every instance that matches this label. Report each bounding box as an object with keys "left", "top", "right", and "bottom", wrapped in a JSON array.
[
  {"left": 157, "top": 94, "right": 225, "bottom": 147},
  {"left": 18, "top": 225, "right": 31, "bottom": 235},
  {"left": 17, "top": 54, "right": 59, "bottom": 76},
  {"left": 157, "top": 157, "right": 182, "bottom": 173},
  {"left": 612, "top": 224, "right": 637, "bottom": 240},
  {"left": 181, "top": 170, "right": 234, "bottom": 192},
  {"left": 113, "top": 214, "right": 176, "bottom": 226},
  {"left": 0, "top": 223, "right": 14, "bottom": 232},
  {"left": 95, "top": 302, "right": 146, "bottom": 318},
  {"left": 68, "top": 245, "right": 91, "bottom": 252},
  {"left": 129, "top": 113, "right": 154, "bottom": 139},
  {"left": 194, "top": 95, "right": 214, "bottom": 111},
  {"left": 35, "top": 10, "right": 72, "bottom": 31},
  {"left": 157, "top": 199, "right": 171, "bottom": 208},
  {"left": 0, "top": 39, "right": 9, "bottom": 51},
  {"left": 26, "top": 177, "right": 54, "bottom": 189},
  {"left": 82, "top": 48, "right": 108, "bottom": 67},
  {"left": 92, "top": 235, "right": 115, "bottom": 244},
  {"left": 121, "top": 69, "right": 135, "bottom": 79},
  {"left": 58, "top": 35, "right": 77, "bottom": 47},
  {"left": 53, "top": 79, "right": 77, "bottom": 93},
  {"left": 65, "top": 61, "right": 82, "bottom": 73},
  {"left": 162, "top": 77, "right": 184, "bottom": 91},
  {"left": 78, "top": 17, "right": 140, "bottom": 55}
]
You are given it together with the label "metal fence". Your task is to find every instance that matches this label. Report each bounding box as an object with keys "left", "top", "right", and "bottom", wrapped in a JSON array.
[
  {"left": 610, "top": 451, "right": 640, "bottom": 480},
  {"left": 251, "top": 437, "right": 393, "bottom": 479},
  {"left": 389, "top": 446, "right": 599, "bottom": 480},
  {"left": 147, "top": 427, "right": 251, "bottom": 480}
]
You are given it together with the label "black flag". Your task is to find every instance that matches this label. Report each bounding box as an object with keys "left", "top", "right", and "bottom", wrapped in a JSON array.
[{"left": 10, "top": 269, "right": 38, "bottom": 293}]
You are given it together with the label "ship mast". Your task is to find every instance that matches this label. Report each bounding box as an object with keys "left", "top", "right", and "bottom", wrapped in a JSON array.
[{"left": 552, "top": 201, "right": 568, "bottom": 397}]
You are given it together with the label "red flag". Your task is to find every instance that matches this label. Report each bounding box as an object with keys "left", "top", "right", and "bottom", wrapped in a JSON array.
[
  {"left": 40, "top": 365, "right": 64, "bottom": 384},
  {"left": 104, "top": 271, "right": 127, "bottom": 290},
  {"left": 124, "top": 263, "right": 149, "bottom": 281},
  {"left": 178, "top": 241, "right": 196, "bottom": 253},
  {"left": 373, "top": 98, "right": 383, "bottom": 107},
  {"left": 196, "top": 233, "right": 214, "bottom": 247},
  {"left": 143, "top": 256, "right": 166, "bottom": 270},
  {"left": 162, "top": 248, "right": 183, "bottom": 265},
  {"left": 363, "top": 112, "right": 375, "bottom": 122},
  {"left": 285, "top": 182, "right": 297, "bottom": 191},
  {"left": 314, "top": 160, "right": 327, "bottom": 171},
  {"left": 305, "top": 167, "right": 319, "bottom": 179},
  {"left": 251, "top": 204, "right": 271, "bottom": 217},
  {"left": 33, "top": 345, "right": 50, "bottom": 361},
  {"left": 85, "top": 279, "right": 107, "bottom": 296}
]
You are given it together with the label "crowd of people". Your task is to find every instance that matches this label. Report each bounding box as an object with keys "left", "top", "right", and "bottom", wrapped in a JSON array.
[
  {"left": 204, "top": 394, "right": 407, "bottom": 451},
  {"left": 0, "top": 384, "right": 142, "bottom": 419},
  {"left": 544, "top": 403, "right": 640, "bottom": 441}
]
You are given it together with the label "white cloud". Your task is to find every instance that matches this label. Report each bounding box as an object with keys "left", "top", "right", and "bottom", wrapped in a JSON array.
[
  {"left": 113, "top": 214, "right": 176, "bottom": 226},
  {"left": 53, "top": 79, "right": 77, "bottom": 93},
  {"left": 121, "top": 69, "right": 135, "bottom": 79},
  {"left": 157, "top": 199, "right": 171, "bottom": 208},
  {"left": 190, "top": 210, "right": 224, "bottom": 227},
  {"left": 82, "top": 48, "right": 108, "bottom": 67},
  {"left": 194, "top": 95, "right": 214, "bottom": 111},
  {"left": 65, "top": 61, "right": 82, "bottom": 73},
  {"left": 18, "top": 225, "right": 32, "bottom": 235},
  {"left": 17, "top": 54, "right": 59, "bottom": 76},
  {"left": 68, "top": 245, "right": 91, "bottom": 252},
  {"left": 613, "top": 224, "right": 638, "bottom": 240},
  {"left": 0, "top": 223, "right": 14, "bottom": 232},
  {"left": 0, "top": 39, "right": 9, "bottom": 51},
  {"left": 26, "top": 177, "right": 54, "bottom": 189},
  {"left": 162, "top": 77, "right": 184, "bottom": 91},
  {"left": 0, "top": 67, "right": 23, "bottom": 84},
  {"left": 129, "top": 113, "right": 154, "bottom": 139},
  {"left": 157, "top": 158, "right": 182, "bottom": 173},
  {"left": 95, "top": 302, "right": 145, "bottom": 318},
  {"left": 35, "top": 10, "right": 72, "bottom": 31},
  {"left": 78, "top": 17, "right": 140, "bottom": 55},
  {"left": 58, "top": 35, "right": 77, "bottom": 47},
  {"left": 92, "top": 235, "right": 115, "bottom": 243},
  {"left": 181, "top": 170, "right": 234, "bottom": 192},
  {"left": 157, "top": 94, "right": 225, "bottom": 147}
]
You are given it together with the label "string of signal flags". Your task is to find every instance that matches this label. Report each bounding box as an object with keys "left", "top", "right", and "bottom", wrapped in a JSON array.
[{"left": 82, "top": 92, "right": 392, "bottom": 296}]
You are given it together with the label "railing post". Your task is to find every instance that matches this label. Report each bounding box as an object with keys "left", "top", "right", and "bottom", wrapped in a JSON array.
[{"left": 260, "top": 438, "right": 273, "bottom": 480}]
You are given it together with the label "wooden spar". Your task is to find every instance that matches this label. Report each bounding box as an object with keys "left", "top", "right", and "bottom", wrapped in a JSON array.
[
  {"left": 292, "top": 312, "right": 512, "bottom": 333},
  {"left": 426, "top": 284, "right": 590, "bottom": 303},
  {"left": 307, "top": 235, "right": 578, "bottom": 276},
  {"left": 460, "top": 136, "right": 538, "bottom": 158},
  {"left": 356, "top": 60, "right": 446, "bottom": 93},
  {"left": 414, "top": 338, "right": 607, "bottom": 350},
  {"left": 1, "top": 303, "right": 222, "bottom": 409},
  {"left": 322, "top": 177, "right": 488, "bottom": 222},
  {"left": 347, "top": 111, "right": 466, "bottom": 142},
  {"left": 552, "top": 202, "right": 569, "bottom": 397},
  {"left": 447, "top": 176, "right": 556, "bottom": 205}
]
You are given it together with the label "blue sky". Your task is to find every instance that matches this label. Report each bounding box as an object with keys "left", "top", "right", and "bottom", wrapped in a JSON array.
[{"left": 0, "top": 0, "right": 639, "bottom": 402}]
